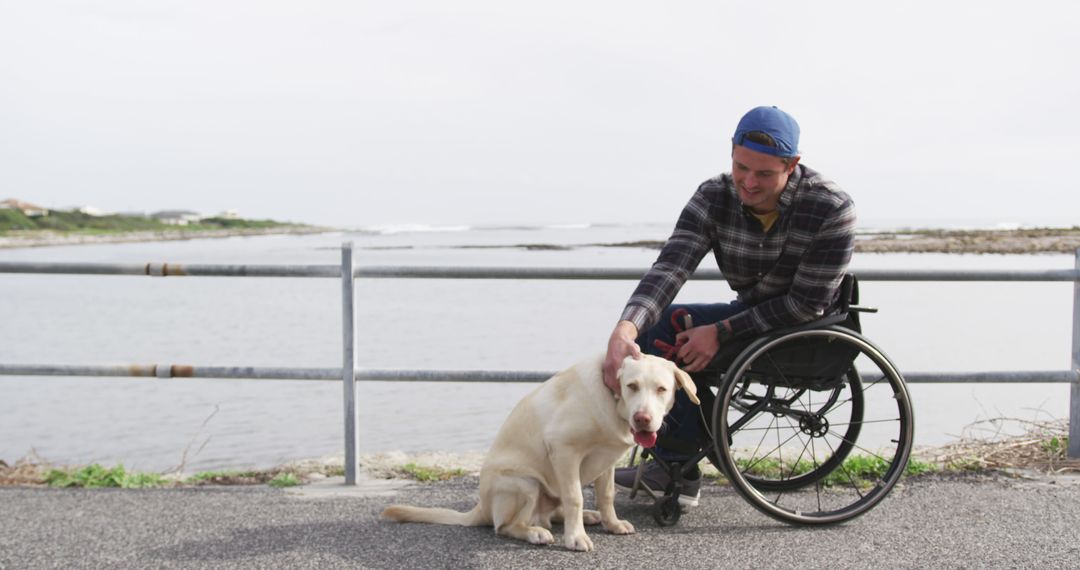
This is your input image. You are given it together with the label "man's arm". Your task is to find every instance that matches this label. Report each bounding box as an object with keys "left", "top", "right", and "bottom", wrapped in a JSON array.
[
  {"left": 618, "top": 184, "right": 717, "bottom": 334},
  {"left": 602, "top": 320, "right": 641, "bottom": 393},
  {"left": 602, "top": 182, "right": 718, "bottom": 392}
]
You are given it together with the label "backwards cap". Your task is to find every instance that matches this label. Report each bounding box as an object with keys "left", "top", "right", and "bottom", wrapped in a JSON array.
[{"left": 732, "top": 106, "right": 800, "bottom": 158}]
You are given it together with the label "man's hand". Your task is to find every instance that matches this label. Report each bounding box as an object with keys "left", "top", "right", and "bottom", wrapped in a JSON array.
[
  {"left": 675, "top": 324, "right": 723, "bottom": 372},
  {"left": 603, "top": 320, "right": 641, "bottom": 394}
]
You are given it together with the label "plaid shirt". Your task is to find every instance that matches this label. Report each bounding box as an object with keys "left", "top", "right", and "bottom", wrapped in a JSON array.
[{"left": 620, "top": 164, "right": 856, "bottom": 339}]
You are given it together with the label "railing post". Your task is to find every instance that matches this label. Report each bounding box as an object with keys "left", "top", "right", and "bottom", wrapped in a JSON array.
[
  {"left": 342, "top": 242, "right": 359, "bottom": 484},
  {"left": 1070, "top": 248, "right": 1080, "bottom": 458}
]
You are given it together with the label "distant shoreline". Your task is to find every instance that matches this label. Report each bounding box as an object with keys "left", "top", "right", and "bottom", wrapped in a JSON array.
[
  {"left": 0, "top": 226, "right": 332, "bottom": 249},
  {"left": 2, "top": 226, "right": 1079, "bottom": 254},
  {"left": 854, "top": 227, "right": 1080, "bottom": 255},
  {"left": 572, "top": 227, "right": 1080, "bottom": 255}
]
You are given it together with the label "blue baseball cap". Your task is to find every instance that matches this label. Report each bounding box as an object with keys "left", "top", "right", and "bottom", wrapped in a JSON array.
[{"left": 732, "top": 106, "right": 800, "bottom": 158}]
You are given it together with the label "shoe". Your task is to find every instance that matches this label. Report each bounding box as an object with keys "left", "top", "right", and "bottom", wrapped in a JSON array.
[{"left": 614, "top": 460, "right": 701, "bottom": 508}]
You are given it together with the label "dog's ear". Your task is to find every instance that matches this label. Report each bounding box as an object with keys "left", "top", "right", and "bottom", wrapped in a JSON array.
[
  {"left": 611, "top": 356, "right": 632, "bottom": 401},
  {"left": 672, "top": 365, "right": 700, "bottom": 406}
]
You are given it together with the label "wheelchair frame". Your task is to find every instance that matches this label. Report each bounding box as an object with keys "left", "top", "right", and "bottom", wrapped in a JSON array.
[{"left": 627, "top": 276, "right": 915, "bottom": 526}]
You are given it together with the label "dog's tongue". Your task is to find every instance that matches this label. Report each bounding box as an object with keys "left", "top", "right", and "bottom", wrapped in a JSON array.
[{"left": 633, "top": 430, "right": 658, "bottom": 448}]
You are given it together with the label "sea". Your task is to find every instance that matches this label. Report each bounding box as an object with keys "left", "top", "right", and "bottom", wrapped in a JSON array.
[{"left": 0, "top": 222, "right": 1075, "bottom": 473}]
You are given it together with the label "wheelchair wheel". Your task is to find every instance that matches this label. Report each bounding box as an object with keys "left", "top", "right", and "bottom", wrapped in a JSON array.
[
  {"left": 652, "top": 495, "right": 682, "bottom": 526},
  {"left": 713, "top": 327, "right": 914, "bottom": 525},
  {"left": 709, "top": 368, "right": 864, "bottom": 492}
]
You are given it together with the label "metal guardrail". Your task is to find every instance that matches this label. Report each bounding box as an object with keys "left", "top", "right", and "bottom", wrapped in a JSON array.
[{"left": 2, "top": 244, "right": 1079, "bottom": 475}]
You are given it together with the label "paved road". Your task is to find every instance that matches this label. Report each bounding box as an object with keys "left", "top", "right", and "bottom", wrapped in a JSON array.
[{"left": 2, "top": 473, "right": 1079, "bottom": 569}]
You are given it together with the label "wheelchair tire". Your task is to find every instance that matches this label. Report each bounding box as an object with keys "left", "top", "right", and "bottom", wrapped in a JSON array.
[
  {"left": 712, "top": 326, "right": 914, "bottom": 525},
  {"left": 652, "top": 495, "right": 682, "bottom": 527}
]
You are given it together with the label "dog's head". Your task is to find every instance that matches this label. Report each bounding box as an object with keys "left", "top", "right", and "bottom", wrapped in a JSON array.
[{"left": 616, "top": 355, "right": 700, "bottom": 448}]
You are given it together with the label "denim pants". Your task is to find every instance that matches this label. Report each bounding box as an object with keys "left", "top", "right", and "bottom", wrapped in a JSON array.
[{"left": 637, "top": 301, "right": 747, "bottom": 462}]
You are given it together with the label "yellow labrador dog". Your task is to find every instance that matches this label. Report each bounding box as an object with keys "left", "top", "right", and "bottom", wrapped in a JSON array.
[{"left": 381, "top": 353, "right": 699, "bottom": 551}]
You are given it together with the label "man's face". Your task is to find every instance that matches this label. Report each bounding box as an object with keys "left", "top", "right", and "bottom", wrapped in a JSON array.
[{"left": 731, "top": 145, "right": 799, "bottom": 214}]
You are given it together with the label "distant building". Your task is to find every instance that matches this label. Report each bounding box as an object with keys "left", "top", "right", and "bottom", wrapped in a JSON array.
[
  {"left": 76, "top": 205, "right": 106, "bottom": 217},
  {"left": 217, "top": 209, "right": 241, "bottom": 220},
  {"left": 151, "top": 210, "right": 202, "bottom": 226},
  {"left": 0, "top": 198, "right": 49, "bottom": 217}
]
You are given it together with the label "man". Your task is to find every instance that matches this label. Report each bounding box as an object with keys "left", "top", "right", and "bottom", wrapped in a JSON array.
[{"left": 602, "top": 106, "right": 856, "bottom": 507}]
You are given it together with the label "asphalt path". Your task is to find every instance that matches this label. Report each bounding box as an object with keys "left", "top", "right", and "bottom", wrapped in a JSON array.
[{"left": 2, "top": 473, "right": 1079, "bottom": 569}]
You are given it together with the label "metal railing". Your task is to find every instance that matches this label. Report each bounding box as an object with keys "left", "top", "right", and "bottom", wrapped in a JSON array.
[{"left": 2, "top": 243, "right": 1079, "bottom": 479}]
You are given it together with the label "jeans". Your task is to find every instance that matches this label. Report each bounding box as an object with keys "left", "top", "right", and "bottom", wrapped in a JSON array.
[{"left": 637, "top": 301, "right": 747, "bottom": 462}]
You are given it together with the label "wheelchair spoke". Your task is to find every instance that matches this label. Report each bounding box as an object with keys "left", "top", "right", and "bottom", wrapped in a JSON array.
[
  {"left": 812, "top": 435, "right": 826, "bottom": 512},
  {"left": 845, "top": 442, "right": 900, "bottom": 471},
  {"left": 775, "top": 415, "right": 784, "bottom": 480},
  {"left": 779, "top": 414, "right": 818, "bottom": 480},
  {"left": 820, "top": 393, "right": 854, "bottom": 416},
  {"left": 743, "top": 413, "right": 779, "bottom": 469},
  {"left": 740, "top": 428, "right": 804, "bottom": 477},
  {"left": 828, "top": 417, "right": 901, "bottom": 428},
  {"left": 859, "top": 373, "right": 891, "bottom": 392},
  {"left": 821, "top": 436, "right": 868, "bottom": 500}
]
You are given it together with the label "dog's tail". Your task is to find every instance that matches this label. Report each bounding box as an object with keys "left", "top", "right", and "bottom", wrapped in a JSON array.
[{"left": 380, "top": 504, "right": 486, "bottom": 527}]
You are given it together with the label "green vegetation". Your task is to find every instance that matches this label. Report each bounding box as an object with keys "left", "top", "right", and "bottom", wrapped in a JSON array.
[
  {"left": 0, "top": 207, "right": 301, "bottom": 235},
  {"left": 943, "top": 456, "right": 985, "bottom": 472},
  {"left": 44, "top": 464, "right": 167, "bottom": 489},
  {"left": 396, "top": 463, "right": 468, "bottom": 482},
  {"left": 1041, "top": 436, "right": 1068, "bottom": 457},
  {"left": 185, "top": 470, "right": 266, "bottom": 485},
  {"left": 40, "top": 465, "right": 310, "bottom": 488},
  {"left": 709, "top": 455, "right": 937, "bottom": 488},
  {"left": 268, "top": 473, "right": 300, "bottom": 488},
  {"left": 0, "top": 209, "right": 38, "bottom": 231}
]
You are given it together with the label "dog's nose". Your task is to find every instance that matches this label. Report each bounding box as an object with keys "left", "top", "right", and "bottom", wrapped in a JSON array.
[{"left": 633, "top": 411, "right": 652, "bottom": 429}]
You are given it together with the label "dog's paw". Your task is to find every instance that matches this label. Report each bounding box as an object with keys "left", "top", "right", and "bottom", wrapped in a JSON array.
[
  {"left": 563, "top": 531, "right": 594, "bottom": 552},
  {"left": 582, "top": 510, "right": 602, "bottom": 525},
  {"left": 526, "top": 527, "right": 555, "bottom": 545},
  {"left": 603, "top": 518, "right": 635, "bottom": 535}
]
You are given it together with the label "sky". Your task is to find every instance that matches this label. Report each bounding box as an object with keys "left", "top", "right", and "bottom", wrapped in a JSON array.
[{"left": 2, "top": 1, "right": 1078, "bottom": 229}]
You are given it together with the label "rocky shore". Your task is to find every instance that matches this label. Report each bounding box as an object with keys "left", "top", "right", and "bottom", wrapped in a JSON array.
[
  {"left": 0, "top": 226, "right": 331, "bottom": 249},
  {"left": 855, "top": 227, "right": 1080, "bottom": 255},
  {"left": 603, "top": 228, "right": 1080, "bottom": 255},
  {"left": 3, "top": 226, "right": 1079, "bottom": 254}
]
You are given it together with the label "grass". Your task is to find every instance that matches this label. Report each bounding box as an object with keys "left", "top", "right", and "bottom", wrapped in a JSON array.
[
  {"left": 32, "top": 464, "right": 319, "bottom": 489},
  {"left": 184, "top": 470, "right": 267, "bottom": 485},
  {"left": 396, "top": 463, "right": 468, "bottom": 482},
  {"left": 708, "top": 454, "right": 937, "bottom": 489},
  {"left": 268, "top": 473, "right": 300, "bottom": 488},
  {"left": 3, "top": 427, "right": 1068, "bottom": 491},
  {"left": 43, "top": 464, "right": 167, "bottom": 489},
  {"left": 1041, "top": 436, "right": 1068, "bottom": 457}
]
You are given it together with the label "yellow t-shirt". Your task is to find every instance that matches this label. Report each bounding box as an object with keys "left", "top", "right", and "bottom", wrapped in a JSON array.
[{"left": 751, "top": 210, "right": 779, "bottom": 233}]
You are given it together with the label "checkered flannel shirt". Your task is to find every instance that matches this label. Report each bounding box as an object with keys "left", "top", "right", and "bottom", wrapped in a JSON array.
[{"left": 620, "top": 164, "right": 856, "bottom": 339}]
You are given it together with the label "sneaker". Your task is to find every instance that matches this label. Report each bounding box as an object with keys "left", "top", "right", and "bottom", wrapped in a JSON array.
[{"left": 614, "top": 460, "right": 701, "bottom": 508}]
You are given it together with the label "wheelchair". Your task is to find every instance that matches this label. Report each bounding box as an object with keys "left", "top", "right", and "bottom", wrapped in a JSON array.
[{"left": 627, "top": 275, "right": 915, "bottom": 526}]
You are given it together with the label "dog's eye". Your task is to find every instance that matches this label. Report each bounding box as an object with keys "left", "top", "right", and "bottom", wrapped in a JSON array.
[
  {"left": 657, "top": 386, "right": 668, "bottom": 393},
  {"left": 627, "top": 382, "right": 640, "bottom": 392}
]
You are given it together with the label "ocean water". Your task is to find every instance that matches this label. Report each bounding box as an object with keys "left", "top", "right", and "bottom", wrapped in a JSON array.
[{"left": 0, "top": 224, "right": 1075, "bottom": 473}]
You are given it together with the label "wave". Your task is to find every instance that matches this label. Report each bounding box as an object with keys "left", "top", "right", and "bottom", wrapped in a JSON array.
[
  {"left": 473, "top": 223, "right": 595, "bottom": 232},
  {"left": 352, "top": 224, "right": 473, "bottom": 235},
  {"left": 356, "top": 222, "right": 602, "bottom": 234}
]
